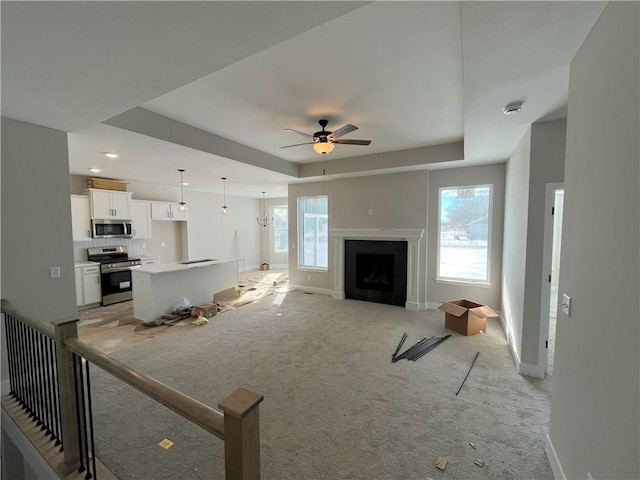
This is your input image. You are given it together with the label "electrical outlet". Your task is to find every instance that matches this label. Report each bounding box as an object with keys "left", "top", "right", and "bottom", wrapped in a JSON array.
[
  {"left": 50, "top": 266, "right": 61, "bottom": 279},
  {"left": 562, "top": 294, "right": 571, "bottom": 316}
]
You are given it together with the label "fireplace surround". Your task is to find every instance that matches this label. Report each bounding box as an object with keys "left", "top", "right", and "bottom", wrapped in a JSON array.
[{"left": 330, "top": 228, "right": 425, "bottom": 310}]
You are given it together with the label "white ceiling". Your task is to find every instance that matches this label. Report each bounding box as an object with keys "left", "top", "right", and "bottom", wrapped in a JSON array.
[{"left": 2, "top": 1, "right": 606, "bottom": 198}]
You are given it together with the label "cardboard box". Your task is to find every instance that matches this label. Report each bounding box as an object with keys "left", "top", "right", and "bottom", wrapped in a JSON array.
[
  {"left": 195, "top": 302, "right": 217, "bottom": 318},
  {"left": 439, "top": 299, "right": 497, "bottom": 336},
  {"left": 260, "top": 263, "right": 270, "bottom": 271},
  {"left": 87, "top": 177, "right": 128, "bottom": 191}
]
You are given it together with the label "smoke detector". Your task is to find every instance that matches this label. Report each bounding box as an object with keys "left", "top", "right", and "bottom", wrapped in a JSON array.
[{"left": 503, "top": 101, "right": 524, "bottom": 115}]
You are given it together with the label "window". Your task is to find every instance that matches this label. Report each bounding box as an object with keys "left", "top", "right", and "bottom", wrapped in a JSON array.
[
  {"left": 298, "top": 196, "right": 328, "bottom": 269},
  {"left": 438, "top": 185, "right": 492, "bottom": 284},
  {"left": 272, "top": 206, "right": 288, "bottom": 254}
]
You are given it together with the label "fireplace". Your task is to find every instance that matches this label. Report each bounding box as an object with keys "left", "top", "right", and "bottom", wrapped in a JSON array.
[
  {"left": 345, "top": 240, "right": 407, "bottom": 306},
  {"left": 330, "top": 228, "right": 424, "bottom": 311}
]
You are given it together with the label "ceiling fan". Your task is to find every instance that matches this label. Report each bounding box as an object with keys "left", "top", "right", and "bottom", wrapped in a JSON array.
[{"left": 281, "top": 119, "right": 371, "bottom": 154}]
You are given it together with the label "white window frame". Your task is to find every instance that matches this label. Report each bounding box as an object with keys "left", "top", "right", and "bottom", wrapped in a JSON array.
[
  {"left": 272, "top": 205, "right": 288, "bottom": 255},
  {"left": 436, "top": 184, "right": 492, "bottom": 286},
  {"left": 297, "top": 195, "right": 329, "bottom": 271}
]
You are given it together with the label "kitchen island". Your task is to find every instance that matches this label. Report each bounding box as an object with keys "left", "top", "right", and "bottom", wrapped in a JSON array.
[{"left": 132, "top": 259, "right": 237, "bottom": 322}]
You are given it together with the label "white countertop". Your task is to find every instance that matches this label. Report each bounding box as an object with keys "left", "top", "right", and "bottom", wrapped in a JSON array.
[
  {"left": 75, "top": 261, "right": 100, "bottom": 267},
  {"left": 134, "top": 258, "right": 234, "bottom": 275}
]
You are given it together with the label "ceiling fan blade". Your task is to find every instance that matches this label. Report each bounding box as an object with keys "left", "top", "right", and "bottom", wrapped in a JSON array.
[
  {"left": 283, "top": 128, "right": 314, "bottom": 140},
  {"left": 331, "top": 139, "right": 371, "bottom": 146},
  {"left": 329, "top": 124, "right": 358, "bottom": 139},
  {"left": 280, "top": 142, "right": 315, "bottom": 149}
]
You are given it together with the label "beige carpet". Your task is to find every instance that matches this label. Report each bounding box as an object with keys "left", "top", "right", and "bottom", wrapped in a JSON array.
[
  {"left": 77, "top": 269, "right": 289, "bottom": 353},
  {"left": 87, "top": 288, "right": 553, "bottom": 480}
]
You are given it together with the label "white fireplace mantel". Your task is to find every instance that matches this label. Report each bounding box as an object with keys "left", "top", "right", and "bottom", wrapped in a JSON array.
[{"left": 329, "top": 228, "right": 425, "bottom": 311}]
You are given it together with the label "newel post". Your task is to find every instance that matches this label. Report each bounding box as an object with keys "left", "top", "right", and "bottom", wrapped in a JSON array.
[
  {"left": 218, "top": 387, "right": 264, "bottom": 480},
  {"left": 52, "top": 317, "right": 82, "bottom": 474}
]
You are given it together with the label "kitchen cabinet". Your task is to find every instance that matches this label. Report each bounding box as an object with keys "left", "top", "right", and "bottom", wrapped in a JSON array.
[
  {"left": 89, "top": 188, "right": 132, "bottom": 219},
  {"left": 132, "top": 200, "right": 152, "bottom": 239},
  {"left": 75, "top": 263, "right": 101, "bottom": 307},
  {"left": 151, "top": 202, "right": 188, "bottom": 221},
  {"left": 71, "top": 195, "right": 92, "bottom": 241}
]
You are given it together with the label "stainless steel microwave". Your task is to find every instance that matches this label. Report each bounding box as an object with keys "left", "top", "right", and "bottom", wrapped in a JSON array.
[{"left": 91, "top": 219, "right": 133, "bottom": 239}]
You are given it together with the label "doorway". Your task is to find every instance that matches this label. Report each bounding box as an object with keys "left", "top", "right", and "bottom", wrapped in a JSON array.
[{"left": 540, "top": 184, "right": 564, "bottom": 377}]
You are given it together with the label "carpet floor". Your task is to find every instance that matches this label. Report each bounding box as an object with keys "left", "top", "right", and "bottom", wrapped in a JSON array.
[{"left": 89, "top": 288, "right": 553, "bottom": 480}]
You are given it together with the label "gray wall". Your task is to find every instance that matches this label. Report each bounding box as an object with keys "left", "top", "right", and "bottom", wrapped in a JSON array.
[
  {"left": 549, "top": 3, "right": 639, "bottom": 479},
  {"left": 501, "top": 130, "right": 531, "bottom": 358},
  {"left": 1, "top": 118, "right": 77, "bottom": 385},
  {"left": 288, "top": 171, "right": 429, "bottom": 297},
  {"left": 501, "top": 120, "right": 566, "bottom": 373},
  {"left": 426, "top": 163, "right": 505, "bottom": 309},
  {"left": 521, "top": 120, "right": 566, "bottom": 367}
]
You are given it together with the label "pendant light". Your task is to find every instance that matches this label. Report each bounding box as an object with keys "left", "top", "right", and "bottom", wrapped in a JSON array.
[
  {"left": 257, "top": 191, "right": 273, "bottom": 227},
  {"left": 177, "top": 169, "right": 188, "bottom": 212},
  {"left": 220, "top": 177, "right": 230, "bottom": 215}
]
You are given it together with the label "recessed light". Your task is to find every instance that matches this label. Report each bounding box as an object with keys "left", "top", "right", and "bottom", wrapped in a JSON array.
[
  {"left": 103, "top": 152, "right": 119, "bottom": 158},
  {"left": 182, "top": 182, "right": 190, "bottom": 186},
  {"left": 503, "top": 101, "right": 524, "bottom": 115},
  {"left": 89, "top": 168, "right": 102, "bottom": 173}
]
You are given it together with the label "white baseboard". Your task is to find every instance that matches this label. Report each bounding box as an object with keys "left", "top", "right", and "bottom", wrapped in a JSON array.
[
  {"left": 288, "top": 285, "right": 332, "bottom": 296},
  {"left": 1, "top": 380, "right": 10, "bottom": 396},
  {"left": 270, "top": 263, "right": 288, "bottom": 269},
  {"left": 519, "top": 361, "right": 545, "bottom": 379},
  {"left": 426, "top": 302, "right": 441, "bottom": 310},
  {"left": 545, "top": 434, "right": 566, "bottom": 479},
  {"left": 499, "top": 313, "right": 545, "bottom": 378}
]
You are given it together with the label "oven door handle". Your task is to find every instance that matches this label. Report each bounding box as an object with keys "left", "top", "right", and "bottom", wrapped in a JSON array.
[{"left": 103, "top": 267, "right": 135, "bottom": 274}]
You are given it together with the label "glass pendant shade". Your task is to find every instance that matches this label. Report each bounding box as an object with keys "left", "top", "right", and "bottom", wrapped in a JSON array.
[
  {"left": 313, "top": 141, "right": 335, "bottom": 154},
  {"left": 221, "top": 177, "right": 230, "bottom": 215},
  {"left": 177, "top": 169, "right": 188, "bottom": 212}
]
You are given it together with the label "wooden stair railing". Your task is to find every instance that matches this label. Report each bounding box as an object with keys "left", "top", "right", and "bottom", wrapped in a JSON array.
[{"left": 2, "top": 299, "right": 263, "bottom": 479}]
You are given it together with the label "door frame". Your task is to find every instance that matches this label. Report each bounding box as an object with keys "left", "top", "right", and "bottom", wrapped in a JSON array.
[{"left": 539, "top": 182, "right": 564, "bottom": 375}]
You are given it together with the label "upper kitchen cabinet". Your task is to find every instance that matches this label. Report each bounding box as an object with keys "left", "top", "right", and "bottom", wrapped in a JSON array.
[
  {"left": 71, "top": 194, "right": 92, "bottom": 241},
  {"left": 131, "top": 200, "right": 152, "bottom": 239},
  {"left": 88, "top": 188, "right": 132, "bottom": 219},
  {"left": 151, "top": 202, "right": 188, "bottom": 221}
]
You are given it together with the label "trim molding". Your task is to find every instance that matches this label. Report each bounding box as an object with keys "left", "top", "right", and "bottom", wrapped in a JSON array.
[
  {"left": 288, "top": 285, "right": 332, "bottom": 296},
  {"left": 545, "top": 434, "right": 566, "bottom": 479},
  {"left": 499, "top": 313, "right": 545, "bottom": 378},
  {"left": 329, "top": 228, "right": 425, "bottom": 310},
  {"left": 426, "top": 302, "right": 441, "bottom": 310}
]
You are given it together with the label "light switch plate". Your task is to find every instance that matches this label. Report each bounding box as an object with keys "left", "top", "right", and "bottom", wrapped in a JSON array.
[
  {"left": 50, "top": 266, "right": 61, "bottom": 279},
  {"left": 562, "top": 294, "right": 571, "bottom": 316}
]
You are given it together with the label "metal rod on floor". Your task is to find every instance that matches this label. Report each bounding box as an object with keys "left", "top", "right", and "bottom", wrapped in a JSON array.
[
  {"left": 391, "top": 333, "right": 407, "bottom": 362},
  {"left": 408, "top": 335, "right": 451, "bottom": 361},
  {"left": 455, "top": 351, "right": 480, "bottom": 396},
  {"left": 393, "top": 336, "right": 432, "bottom": 362}
]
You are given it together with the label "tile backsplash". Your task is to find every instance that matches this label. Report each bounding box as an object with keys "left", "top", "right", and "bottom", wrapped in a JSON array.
[{"left": 73, "top": 239, "right": 148, "bottom": 262}]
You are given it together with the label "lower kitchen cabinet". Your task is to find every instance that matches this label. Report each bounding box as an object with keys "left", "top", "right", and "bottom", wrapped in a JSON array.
[{"left": 75, "top": 264, "right": 101, "bottom": 307}]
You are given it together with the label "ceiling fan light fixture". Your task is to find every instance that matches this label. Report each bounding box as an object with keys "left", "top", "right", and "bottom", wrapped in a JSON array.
[{"left": 313, "top": 141, "right": 335, "bottom": 155}]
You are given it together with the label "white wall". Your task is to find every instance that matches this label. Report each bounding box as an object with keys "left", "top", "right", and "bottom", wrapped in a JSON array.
[
  {"left": 185, "top": 190, "right": 261, "bottom": 270},
  {"left": 548, "top": 3, "right": 639, "bottom": 479},
  {"left": 427, "top": 163, "right": 505, "bottom": 309},
  {"left": 1, "top": 118, "right": 77, "bottom": 385},
  {"left": 259, "top": 197, "right": 289, "bottom": 268},
  {"left": 521, "top": 120, "right": 566, "bottom": 368},
  {"left": 501, "top": 130, "right": 531, "bottom": 360},
  {"left": 501, "top": 120, "right": 566, "bottom": 375}
]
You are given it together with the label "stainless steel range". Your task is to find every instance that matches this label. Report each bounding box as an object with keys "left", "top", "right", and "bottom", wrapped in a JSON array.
[{"left": 87, "top": 246, "right": 141, "bottom": 306}]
